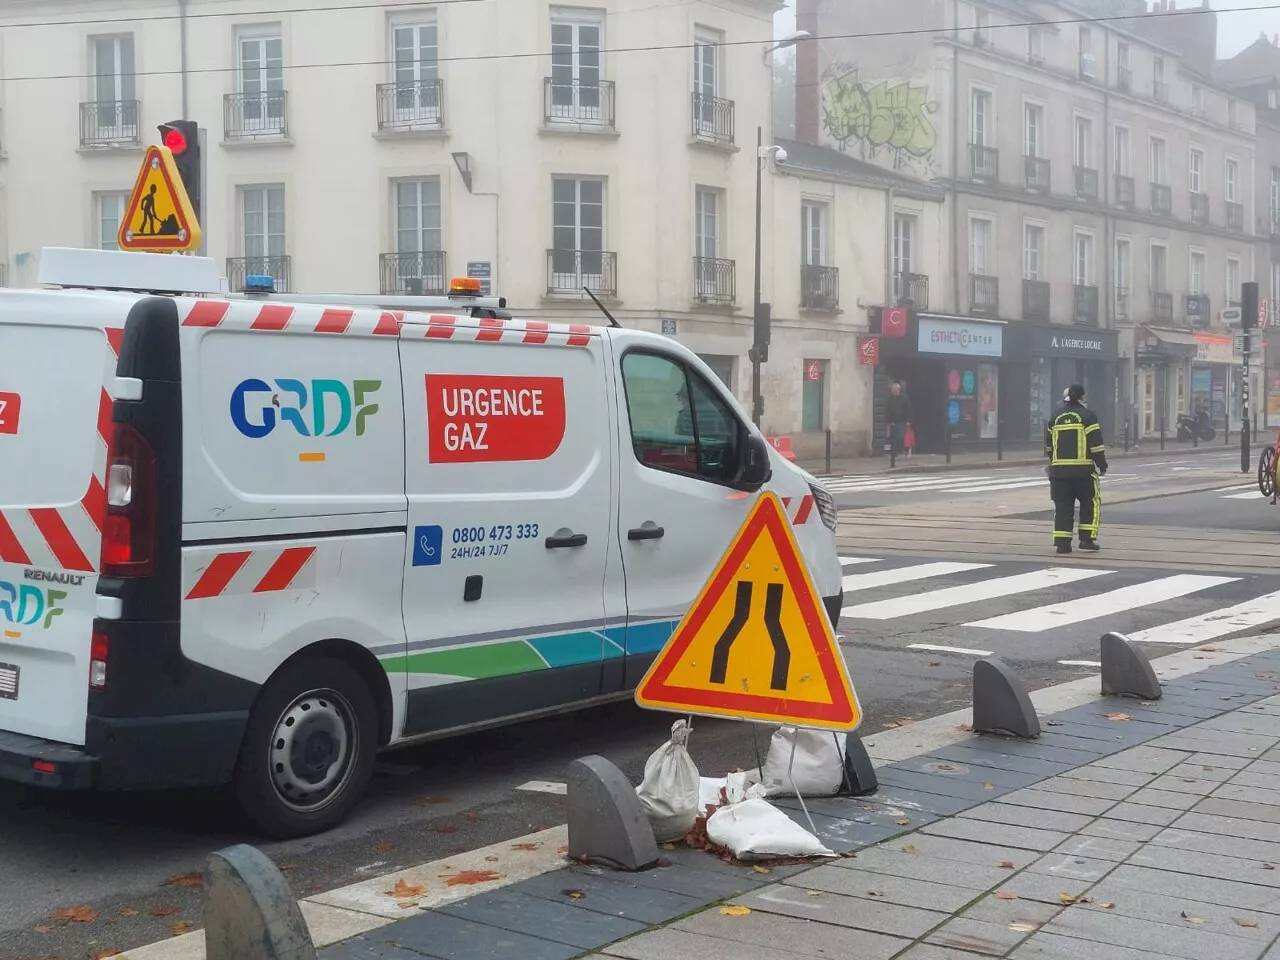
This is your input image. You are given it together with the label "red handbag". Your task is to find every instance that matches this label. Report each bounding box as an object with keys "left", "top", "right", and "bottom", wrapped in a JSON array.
[{"left": 902, "top": 425, "right": 916, "bottom": 450}]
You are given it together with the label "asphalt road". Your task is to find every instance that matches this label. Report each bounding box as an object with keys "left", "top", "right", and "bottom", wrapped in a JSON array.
[
  {"left": 1088, "top": 481, "right": 1280, "bottom": 533},
  {"left": 2, "top": 449, "right": 1274, "bottom": 960}
]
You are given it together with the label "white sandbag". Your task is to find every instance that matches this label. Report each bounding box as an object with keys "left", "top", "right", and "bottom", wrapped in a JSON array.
[
  {"left": 636, "top": 719, "right": 700, "bottom": 842},
  {"left": 759, "top": 726, "right": 847, "bottom": 797},
  {"left": 705, "top": 797, "right": 834, "bottom": 860},
  {"left": 699, "top": 777, "right": 727, "bottom": 812}
]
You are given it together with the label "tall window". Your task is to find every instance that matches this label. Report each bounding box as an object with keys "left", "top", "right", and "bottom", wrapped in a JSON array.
[
  {"left": 550, "top": 11, "right": 603, "bottom": 122},
  {"left": 1191, "top": 84, "right": 1204, "bottom": 114},
  {"left": 95, "top": 192, "right": 129, "bottom": 250},
  {"left": 974, "top": 8, "right": 992, "bottom": 45},
  {"left": 1027, "top": 26, "right": 1044, "bottom": 61},
  {"left": 970, "top": 88, "right": 992, "bottom": 147},
  {"left": 1024, "top": 102, "right": 1043, "bottom": 157},
  {"left": 91, "top": 35, "right": 136, "bottom": 139},
  {"left": 1154, "top": 57, "right": 1165, "bottom": 84},
  {"left": 1115, "top": 238, "right": 1132, "bottom": 314},
  {"left": 1113, "top": 125, "right": 1130, "bottom": 175},
  {"left": 1226, "top": 158, "right": 1239, "bottom": 202},
  {"left": 970, "top": 217, "right": 992, "bottom": 275},
  {"left": 552, "top": 176, "right": 604, "bottom": 285},
  {"left": 692, "top": 28, "right": 721, "bottom": 136},
  {"left": 391, "top": 19, "right": 439, "bottom": 123},
  {"left": 1074, "top": 231, "right": 1094, "bottom": 286},
  {"left": 1151, "top": 243, "right": 1168, "bottom": 292},
  {"left": 695, "top": 187, "right": 718, "bottom": 259},
  {"left": 1190, "top": 250, "right": 1206, "bottom": 295},
  {"left": 892, "top": 213, "right": 915, "bottom": 275},
  {"left": 1227, "top": 257, "right": 1241, "bottom": 303},
  {"left": 238, "top": 29, "right": 284, "bottom": 131},
  {"left": 801, "top": 202, "right": 826, "bottom": 266},
  {"left": 1189, "top": 147, "right": 1205, "bottom": 193},
  {"left": 242, "top": 185, "right": 285, "bottom": 265},
  {"left": 1117, "top": 40, "right": 1129, "bottom": 75},
  {"left": 395, "top": 179, "right": 442, "bottom": 255},
  {"left": 1023, "top": 223, "right": 1044, "bottom": 280},
  {"left": 1074, "top": 116, "right": 1093, "bottom": 168},
  {"left": 1078, "top": 26, "right": 1092, "bottom": 58},
  {"left": 1149, "top": 136, "right": 1167, "bottom": 184}
]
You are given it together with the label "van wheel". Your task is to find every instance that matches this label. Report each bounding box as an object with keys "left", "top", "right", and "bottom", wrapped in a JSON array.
[{"left": 234, "top": 657, "right": 378, "bottom": 839}]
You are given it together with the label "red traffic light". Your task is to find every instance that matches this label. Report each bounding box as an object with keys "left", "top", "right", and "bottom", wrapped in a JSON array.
[{"left": 163, "top": 128, "right": 188, "bottom": 154}]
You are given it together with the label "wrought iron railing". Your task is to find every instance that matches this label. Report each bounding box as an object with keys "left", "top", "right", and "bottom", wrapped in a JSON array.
[
  {"left": 800, "top": 264, "right": 839, "bottom": 310},
  {"left": 79, "top": 100, "right": 140, "bottom": 147},
  {"left": 544, "top": 78, "right": 615, "bottom": 127},
  {"left": 380, "top": 251, "right": 447, "bottom": 295},
  {"left": 224, "top": 91, "right": 288, "bottom": 140},
  {"left": 547, "top": 249, "right": 618, "bottom": 298},
  {"left": 691, "top": 93, "right": 734, "bottom": 146},
  {"left": 693, "top": 256, "right": 735, "bottom": 304},
  {"left": 1022, "top": 280, "right": 1050, "bottom": 321},
  {"left": 227, "top": 256, "right": 291, "bottom": 293},
  {"left": 376, "top": 79, "right": 444, "bottom": 131}
]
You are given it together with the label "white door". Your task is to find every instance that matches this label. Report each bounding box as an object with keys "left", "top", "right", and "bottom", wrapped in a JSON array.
[
  {"left": 239, "top": 35, "right": 285, "bottom": 132},
  {"left": 551, "top": 177, "right": 605, "bottom": 291},
  {"left": 243, "top": 185, "right": 286, "bottom": 283},
  {"left": 693, "top": 38, "right": 718, "bottom": 133},
  {"left": 392, "top": 22, "right": 440, "bottom": 123},
  {"left": 92, "top": 36, "right": 136, "bottom": 140},
  {"left": 612, "top": 335, "right": 757, "bottom": 687},
  {"left": 550, "top": 18, "right": 603, "bottom": 121},
  {"left": 395, "top": 324, "right": 615, "bottom": 733},
  {"left": 396, "top": 179, "right": 443, "bottom": 292}
]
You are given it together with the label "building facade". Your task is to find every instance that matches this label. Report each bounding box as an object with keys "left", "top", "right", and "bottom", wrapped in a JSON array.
[{"left": 796, "top": 0, "right": 1264, "bottom": 452}]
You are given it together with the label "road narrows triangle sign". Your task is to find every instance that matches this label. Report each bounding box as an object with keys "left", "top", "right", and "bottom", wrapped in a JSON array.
[
  {"left": 635, "top": 490, "right": 861, "bottom": 731},
  {"left": 118, "top": 145, "right": 202, "bottom": 252}
]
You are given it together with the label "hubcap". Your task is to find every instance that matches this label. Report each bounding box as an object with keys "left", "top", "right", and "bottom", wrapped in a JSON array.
[{"left": 268, "top": 689, "right": 357, "bottom": 812}]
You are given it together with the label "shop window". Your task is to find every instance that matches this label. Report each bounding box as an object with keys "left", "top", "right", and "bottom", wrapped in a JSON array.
[
  {"left": 696, "top": 353, "right": 735, "bottom": 391},
  {"left": 802, "top": 358, "right": 828, "bottom": 431},
  {"left": 946, "top": 362, "right": 999, "bottom": 440}
]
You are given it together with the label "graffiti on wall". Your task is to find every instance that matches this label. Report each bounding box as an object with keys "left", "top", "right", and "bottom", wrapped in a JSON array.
[{"left": 822, "top": 64, "right": 938, "bottom": 173}]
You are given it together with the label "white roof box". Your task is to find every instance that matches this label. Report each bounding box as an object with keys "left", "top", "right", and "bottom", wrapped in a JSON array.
[{"left": 37, "top": 247, "right": 226, "bottom": 295}]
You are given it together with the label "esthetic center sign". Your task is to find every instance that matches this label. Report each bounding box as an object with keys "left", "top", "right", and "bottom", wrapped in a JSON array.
[{"left": 917, "top": 317, "right": 1003, "bottom": 358}]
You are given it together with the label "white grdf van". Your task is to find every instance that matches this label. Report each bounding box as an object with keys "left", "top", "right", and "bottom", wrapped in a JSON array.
[{"left": 0, "top": 248, "right": 843, "bottom": 837}]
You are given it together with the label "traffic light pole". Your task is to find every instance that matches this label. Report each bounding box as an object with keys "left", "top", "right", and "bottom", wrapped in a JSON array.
[
  {"left": 751, "top": 126, "right": 763, "bottom": 427},
  {"left": 1242, "top": 282, "right": 1259, "bottom": 474}
]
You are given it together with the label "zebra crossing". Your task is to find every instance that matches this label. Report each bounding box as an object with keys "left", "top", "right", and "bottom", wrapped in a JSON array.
[
  {"left": 836, "top": 555, "right": 1280, "bottom": 647},
  {"left": 1216, "top": 482, "right": 1268, "bottom": 500},
  {"left": 822, "top": 472, "right": 1131, "bottom": 496}
]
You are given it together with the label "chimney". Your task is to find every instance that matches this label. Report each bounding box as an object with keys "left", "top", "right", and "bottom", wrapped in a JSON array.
[{"left": 795, "top": 0, "right": 820, "bottom": 143}]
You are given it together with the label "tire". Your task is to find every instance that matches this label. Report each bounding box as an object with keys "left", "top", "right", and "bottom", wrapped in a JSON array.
[
  {"left": 1261, "top": 448, "right": 1276, "bottom": 498},
  {"left": 233, "top": 657, "right": 378, "bottom": 839}
]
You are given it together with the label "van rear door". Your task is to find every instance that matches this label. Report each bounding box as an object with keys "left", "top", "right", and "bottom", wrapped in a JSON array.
[{"left": 0, "top": 295, "right": 122, "bottom": 745}]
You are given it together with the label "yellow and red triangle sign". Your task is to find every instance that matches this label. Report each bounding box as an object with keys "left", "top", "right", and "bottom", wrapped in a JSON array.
[
  {"left": 635, "top": 491, "right": 861, "bottom": 731},
  {"left": 118, "top": 145, "right": 201, "bottom": 252}
]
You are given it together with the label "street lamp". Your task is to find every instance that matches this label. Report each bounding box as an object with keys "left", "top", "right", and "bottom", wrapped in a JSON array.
[
  {"left": 752, "top": 127, "right": 787, "bottom": 427},
  {"left": 763, "top": 29, "right": 811, "bottom": 63}
]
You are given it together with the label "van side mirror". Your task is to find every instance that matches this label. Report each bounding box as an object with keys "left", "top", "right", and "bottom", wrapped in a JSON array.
[{"left": 732, "top": 431, "right": 772, "bottom": 492}]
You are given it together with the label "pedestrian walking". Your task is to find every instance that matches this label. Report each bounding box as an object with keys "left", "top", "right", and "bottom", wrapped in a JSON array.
[
  {"left": 1045, "top": 383, "right": 1108, "bottom": 553},
  {"left": 885, "top": 380, "right": 913, "bottom": 458}
]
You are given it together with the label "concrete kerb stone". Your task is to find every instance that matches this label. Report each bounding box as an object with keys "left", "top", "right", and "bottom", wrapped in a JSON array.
[
  {"left": 972, "top": 658, "right": 1041, "bottom": 740},
  {"left": 204, "top": 844, "right": 317, "bottom": 960},
  {"left": 567, "top": 755, "right": 661, "bottom": 871},
  {"left": 1100, "top": 632, "right": 1163, "bottom": 701},
  {"left": 839, "top": 734, "right": 879, "bottom": 796}
]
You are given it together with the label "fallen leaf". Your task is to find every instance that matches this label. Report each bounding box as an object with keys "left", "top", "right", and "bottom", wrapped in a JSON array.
[
  {"left": 52, "top": 906, "right": 98, "bottom": 923},
  {"left": 1200, "top": 646, "right": 1221, "bottom": 652},
  {"left": 901, "top": 844, "right": 917, "bottom": 854},
  {"left": 374, "top": 840, "right": 397, "bottom": 853},
  {"left": 511, "top": 842, "right": 541, "bottom": 852},
  {"left": 752, "top": 865, "right": 771, "bottom": 875},
  {"left": 1265, "top": 863, "right": 1276, "bottom": 871},
  {"left": 32, "top": 924, "right": 52, "bottom": 934},
  {"left": 927, "top": 660, "right": 941, "bottom": 667},
  {"left": 1009, "top": 922, "right": 1039, "bottom": 933},
  {"left": 166, "top": 873, "right": 203, "bottom": 889},
  {"left": 1235, "top": 917, "right": 1259, "bottom": 928},
  {"left": 983, "top": 783, "right": 995, "bottom": 791},
  {"left": 883, "top": 722, "right": 900, "bottom": 729},
  {"left": 91, "top": 951, "right": 123, "bottom": 960},
  {"left": 868, "top": 890, "right": 884, "bottom": 897},
  {"left": 485, "top": 856, "right": 499, "bottom": 863},
  {"left": 445, "top": 870, "right": 500, "bottom": 887},
  {"left": 277, "top": 863, "right": 297, "bottom": 871},
  {"left": 148, "top": 906, "right": 180, "bottom": 918},
  {"left": 1181, "top": 912, "right": 1206, "bottom": 924},
  {"left": 1103, "top": 712, "right": 1131, "bottom": 721},
  {"left": 432, "top": 826, "right": 458, "bottom": 835},
  {"left": 557, "top": 846, "right": 569, "bottom": 854},
  {"left": 896, "top": 819, "right": 911, "bottom": 826},
  {"left": 806, "top": 890, "right": 822, "bottom": 897},
  {"left": 397, "top": 901, "right": 420, "bottom": 910},
  {"left": 998, "top": 861, "right": 1015, "bottom": 869},
  {"left": 171, "top": 920, "right": 194, "bottom": 936},
  {"left": 1097, "top": 902, "right": 1115, "bottom": 909},
  {"left": 388, "top": 879, "right": 426, "bottom": 899},
  {"left": 566, "top": 890, "right": 585, "bottom": 901},
  {"left": 993, "top": 890, "right": 1019, "bottom": 900},
  {"left": 1059, "top": 894, "right": 1079, "bottom": 905},
  {"left": 957, "top": 724, "right": 974, "bottom": 733},
  {"left": 116, "top": 906, "right": 139, "bottom": 918},
  {"left": 720, "top": 905, "right": 751, "bottom": 917}
]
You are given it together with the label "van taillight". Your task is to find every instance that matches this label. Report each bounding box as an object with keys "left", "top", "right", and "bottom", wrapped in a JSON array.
[
  {"left": 90, "top": 629, "right": 109, "bottom": 690},
  {"left": 101, "top": 424, "right": 157, "bottom": 578}
]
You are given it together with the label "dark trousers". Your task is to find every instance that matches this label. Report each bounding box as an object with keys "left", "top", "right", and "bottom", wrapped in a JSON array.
[{"left": 1050, "top": 474, "right": 1100, "bottom": 543}]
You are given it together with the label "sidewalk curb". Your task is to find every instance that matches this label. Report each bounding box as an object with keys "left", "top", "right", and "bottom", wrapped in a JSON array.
[{"left": 116, "top": 632, "right": 1280, "bottom": 960}]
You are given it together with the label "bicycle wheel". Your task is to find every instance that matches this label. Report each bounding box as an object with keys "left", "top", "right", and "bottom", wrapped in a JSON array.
[{"left": 1259, "top": 447, "right": 1275, "bottom": 498}]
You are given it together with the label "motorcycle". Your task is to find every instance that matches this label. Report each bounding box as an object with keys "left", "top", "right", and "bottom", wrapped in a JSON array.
[{"left": 1176, "top": 412, "right": 1216, "bottom": 443}]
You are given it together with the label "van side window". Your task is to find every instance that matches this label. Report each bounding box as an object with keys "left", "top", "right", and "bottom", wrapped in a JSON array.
[{"left": 621, "top": 351, "right": 740, "bottom": 483}]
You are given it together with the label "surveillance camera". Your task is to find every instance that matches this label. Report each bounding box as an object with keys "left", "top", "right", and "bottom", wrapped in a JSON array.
[{"left": 774, "top": 146, "right": 788, "bottom": 162}]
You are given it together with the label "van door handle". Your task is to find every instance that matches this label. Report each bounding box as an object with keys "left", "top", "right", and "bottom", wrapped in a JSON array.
[
  {"left": 628, "top": 525, "right": 665, "bottom": 541},
  {"left": 545, "top": 533, "right": 588, "bottom": 549}
]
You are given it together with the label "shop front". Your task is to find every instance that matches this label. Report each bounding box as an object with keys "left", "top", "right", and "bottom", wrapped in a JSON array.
[
  {"left": 1005, "top": 325, "right": 1119, "bottom": 444},
  {"left": 871, "top": 308, "right": 1006, "bottom": 455},
  {"left": 1191, "top": 331, "right": 1242, "bottom": 428},
  {"left": 1133, "top": 327, "right": 1199, "bottom": 439}
]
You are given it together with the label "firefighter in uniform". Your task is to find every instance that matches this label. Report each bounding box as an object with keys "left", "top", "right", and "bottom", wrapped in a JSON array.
[{"left": 1045, "top": 383, "right": 1108, "bottom": 554}]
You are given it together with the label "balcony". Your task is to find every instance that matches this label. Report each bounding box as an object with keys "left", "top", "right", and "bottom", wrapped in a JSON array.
[
  {"left": 376, "top": 79, "right": 444, "bottom": 132},
  {"left": 227, "top": 256, "right": 291, "bottom": 293},
  {"left": 969, "top": 274, "right": 999, "bottom": 317},
  {"left": 1115, "top": 286, "right": 1131, "bottom": 322},
  {"left": 800, "top": 264, "right": 840, "bottom": 311},
  {"left": 1023, "top": 155, "right": 1050, "bottom": 193},
  {"left": 544, "top": 78, "right": 616, "bottom": 129},
  {"left": 1153, "top": 80, "right": 1168, "bottom": 103},
  {"left": 1152, "top": 291, "right": 1173, "bottom": 323},
  {"left": 691, "top": 93, "right": 734, "bottom": 147},
  {"left": 224, "top": 91, "right": 288, "bottom": 141},
  {"left": 1114, "top": 174, "right": 1135, "bottom": 208},
  {"left": 79, "top": 99, "right": 140, "bottom": 147},
  {"left": 547, "top": 249, "right": 618, "bottom": 299},
  {"left": 1185, "top": 293, "right": 1210, "bottom": 327},
  {"left": 1022, "top": 279, "right": 1051, "bottom": 321},
  {"left": 1226, "top": 200, "right": 1244, "bottom": 232},
  {"left": 893, "top": 271, "right": 929, "bottom": 310},
  {"left": 970, "top": 144, "right": 998, "bottom": 182},
  {"left": 1272, "top": 210, "right": 1280, "bottom": 237},
  {"left": 1150, "top": 183, "right": 1172, "bottom": 216},
  {"left": 1074, "top": 166, "right": 1099, "bottom": 201},
  {"left": 1118, "top": 66, "right": 1133, "bottom": 93},
  {"left": 693, "top": 256, "right": 735, "bottom": 304},
  {"left": 1190, "top": 191, "right": 1210, "bottom": 225},
  {"left": 379, "top": 251, "right": 447, "bottom": 296},
  {"left": 1073, "top": 284, "right": 1100, "bottom": 325}
]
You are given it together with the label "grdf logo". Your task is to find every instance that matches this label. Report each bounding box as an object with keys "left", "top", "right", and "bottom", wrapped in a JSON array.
[
  {"left": 231, "top": 379, "right": 381, "bottom": 439},
  {"left": 0, "top": 582, "right": 66, "bottom": 630}
]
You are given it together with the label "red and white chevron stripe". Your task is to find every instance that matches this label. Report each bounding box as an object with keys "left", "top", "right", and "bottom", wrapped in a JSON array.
[
  {"left": 0, "top": 327, "right": 121, "bottom": 573},
  {"left": 185, "top": 545, "right": 318, "bottom": 600},
  {"left": 781, "top": 494, "right": 816, "bottom": 526},
  {"left": 179, "top": 300, "right": 599, "bottom": 348}
]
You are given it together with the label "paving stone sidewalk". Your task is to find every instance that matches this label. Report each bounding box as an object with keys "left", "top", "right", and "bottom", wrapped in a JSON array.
[{"left": 323, "top": 651, "right": 1280, "bottom": 960}]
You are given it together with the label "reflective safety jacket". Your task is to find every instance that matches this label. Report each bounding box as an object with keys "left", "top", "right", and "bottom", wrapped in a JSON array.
[{"left": 1045, "top": 402, "right": 1109, "bottom": 478}]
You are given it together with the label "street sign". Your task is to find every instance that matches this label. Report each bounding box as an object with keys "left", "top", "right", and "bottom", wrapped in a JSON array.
[
  {"left": 466, "top": 261, "right": 492, "bottom": 297},
  {"left": 635, "top": 491, "right": 861, "bottom": 730},
  {"left": 118, "top": 145, "right": 201, "bottom": 252},
  {"left": 858, "top": 336, "right": 880, "bottom": 365}
]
